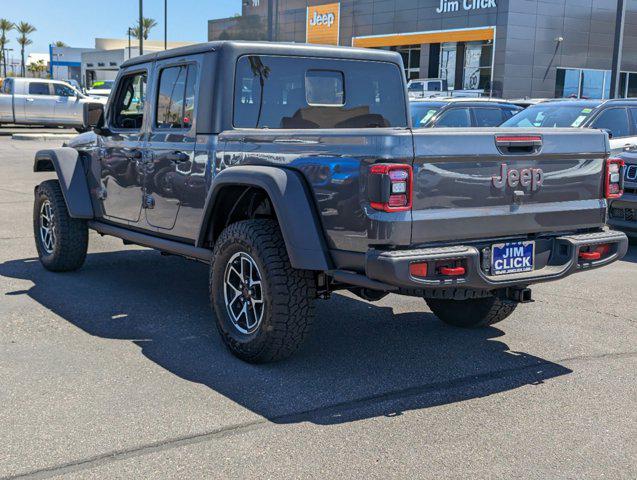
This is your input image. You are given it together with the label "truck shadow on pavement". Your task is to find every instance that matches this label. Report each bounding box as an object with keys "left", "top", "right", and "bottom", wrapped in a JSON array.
[{"left": 0, "top": 250, "right": 572, "bottom": 425}]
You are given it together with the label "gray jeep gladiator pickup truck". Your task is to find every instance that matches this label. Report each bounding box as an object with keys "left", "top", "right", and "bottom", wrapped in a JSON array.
[{"left": 33, "top": 41, "right": 629, "bottom": 363}]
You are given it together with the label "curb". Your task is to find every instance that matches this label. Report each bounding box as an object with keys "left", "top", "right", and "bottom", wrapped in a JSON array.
[{"left": 11, "top": 134, "right": 77, "bottom": 141}]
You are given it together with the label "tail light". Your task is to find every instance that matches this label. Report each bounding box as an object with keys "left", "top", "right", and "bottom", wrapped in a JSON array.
[
  {"left": 368, "top": 163, "right": 413, "bottom": 212},
  {"left": 605, "top": 158, "right": 625, "bottom": 199}
]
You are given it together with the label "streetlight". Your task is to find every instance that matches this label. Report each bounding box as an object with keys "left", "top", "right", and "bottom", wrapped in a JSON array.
[
  {"left": 139, "top": 0, "right": 143, "bottom": 56},
  {"left": 164, "top": 0, "right": 167, "bottom": 50},
  {"left": 3, "top": 47, "right": 13, "bottom": 77}
]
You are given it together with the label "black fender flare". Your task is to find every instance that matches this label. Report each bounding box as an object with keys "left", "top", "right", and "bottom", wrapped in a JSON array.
[
  {"left": 34, "top": 148, "right": 94, "bottom": 219},
  {"left": 197, "top": 166, "right": 332, "bottom": 271}
]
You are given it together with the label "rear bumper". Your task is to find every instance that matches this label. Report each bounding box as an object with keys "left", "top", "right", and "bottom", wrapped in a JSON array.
[{"left": 365, "top": 229, "right": 629, "bottom": 291}]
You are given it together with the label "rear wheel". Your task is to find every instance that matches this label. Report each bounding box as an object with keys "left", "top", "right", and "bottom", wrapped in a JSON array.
[
  {"left": 210, "top": 219, "right": 316, "bottom": 363},
  {"left": 425, "top": 296, "right": 517, "bottom": 328},
  {"left": 33, "top": 180, "right": 88, "bottom": 272}
]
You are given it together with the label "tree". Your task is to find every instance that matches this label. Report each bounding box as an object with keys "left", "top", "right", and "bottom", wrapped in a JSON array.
[
  {"left": 16, "top": 21, "right": 36, "bottom": 77},
  {"left": 130, "top": 17, "right": 157, "bottom": 41},
  {"left": 27, "top": 59, "right": 47, "bottom": 77},
  {"left": 0, "top": 19, "right": 14, "bottom": 77},
  {"left": 53, "top": 40, "right": 67, "bottom": 47}
]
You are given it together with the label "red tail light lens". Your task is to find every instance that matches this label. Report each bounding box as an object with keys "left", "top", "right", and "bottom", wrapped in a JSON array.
[
  {"left": 409, "top": 262, "right": 428, "bottom": 278},
  {"left": 369, "top": 164, "right": 413, "bottom": 212},
  {"left": 605, "top": 158, "right": 625, "bottom": 199}
]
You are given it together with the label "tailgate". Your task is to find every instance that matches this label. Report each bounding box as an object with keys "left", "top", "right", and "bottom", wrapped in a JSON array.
[{"left": 410, "top": 128, "right": 609, "bottom": 244}]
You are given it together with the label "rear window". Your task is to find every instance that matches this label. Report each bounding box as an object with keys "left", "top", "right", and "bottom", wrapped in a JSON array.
[
  {"left": 501, "top": 104, "right": 598, "bottom": 128},
  {"left": 28, "top": 82, "right": 50, "bottom": 95},
  {"left": 233, "top": 55, "right": 407, "bottom": 129}
]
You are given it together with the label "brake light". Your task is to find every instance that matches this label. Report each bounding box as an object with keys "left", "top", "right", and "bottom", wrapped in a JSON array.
[
  {"left": 605, "top": 158, "right": 625, "bottom": 199},
  {"left": 369, "top": 163, "right": 413, "bottom": 212}
]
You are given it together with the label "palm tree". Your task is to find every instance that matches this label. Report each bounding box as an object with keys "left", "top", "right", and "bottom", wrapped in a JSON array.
[
  {"left": 130, "top": 17, "right": 157, "bottom": 41},
  {"left": 53, "top": 40, "right": 67, "bottom": 47},
  {"left": 16, "top": 21, "right": 36, "bottom": 77},
  {"left": 0, "top": 19, "right": 14, "bottom": 77}
]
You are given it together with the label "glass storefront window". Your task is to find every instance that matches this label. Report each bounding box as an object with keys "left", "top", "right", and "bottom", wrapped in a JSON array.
[
  {"left": 555, "top": 68, "right": 581, "bottom": 98},
  {"left": 439, "top": 42, "right": 457, "bottom": 90},
  {"left": 580, "top": 69, "right": 605, "bottom": 99},
  {"left": 627, "top": 73, "right": 637, "bottom": 98},
  {"left": 395, "top": 45, "right": 421, "bottom": 80},
  {"left": 463, "top": 41, "right": 493, "bottom": 90}
]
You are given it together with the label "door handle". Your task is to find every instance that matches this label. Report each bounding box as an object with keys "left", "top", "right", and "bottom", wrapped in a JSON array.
[
  {"left": 26, "top": 98, "right": 34, "bottom": 102},
  {"left": 167, "top": 151, "right": 190, "bottom": 163}
]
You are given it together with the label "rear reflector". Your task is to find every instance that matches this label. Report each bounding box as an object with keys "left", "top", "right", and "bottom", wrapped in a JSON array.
[{"left": 409, "top": 262, "right": 428, "bottom": 278}]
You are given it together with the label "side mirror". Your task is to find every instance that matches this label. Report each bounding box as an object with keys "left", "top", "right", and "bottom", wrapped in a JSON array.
[
  {"left": 601, "top": 128, "right": 614, "bottom": 139},
  {"left": 83, "top": 102, "right": 110, "bottom": 136}
]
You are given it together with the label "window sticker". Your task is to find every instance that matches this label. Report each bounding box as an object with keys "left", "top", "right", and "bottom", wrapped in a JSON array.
[
  {"left": 572, "top": 115, "right": 588, "bottom": 127},
  {"left": 419, "top": 109, "right": 437, "bottom": 125}
]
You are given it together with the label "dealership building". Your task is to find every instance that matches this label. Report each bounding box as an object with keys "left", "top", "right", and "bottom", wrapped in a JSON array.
[{"left": 209, "top": 0, "right": 637, "bottom": 99}]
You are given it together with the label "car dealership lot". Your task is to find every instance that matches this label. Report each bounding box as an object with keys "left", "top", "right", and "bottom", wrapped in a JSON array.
[{"left": 0, "top": 137, "right": 635, "bottom": 479}]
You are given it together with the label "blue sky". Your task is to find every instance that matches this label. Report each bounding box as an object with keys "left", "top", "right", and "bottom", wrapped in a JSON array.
[{"left": 0, "top": 0, "right": 242, "bottom": 57}]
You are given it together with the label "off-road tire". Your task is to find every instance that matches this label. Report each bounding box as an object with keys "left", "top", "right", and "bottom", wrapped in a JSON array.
[
  {"left": 33, "top": 180, "right": 88, "bottom": 272},
  {"left": 210, "top": 219, "right": 316, "bottom": 363},
  {"left": 425, "top": 296, "right": 517, "bottom": 328}
]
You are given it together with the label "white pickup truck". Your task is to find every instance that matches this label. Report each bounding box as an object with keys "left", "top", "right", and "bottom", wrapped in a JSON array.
[
  {"left": 0, "top": 78, "right": 105, "bottom": 131},
  {"left": 407, "top": 78, "right": 483, "bottom": 99}
]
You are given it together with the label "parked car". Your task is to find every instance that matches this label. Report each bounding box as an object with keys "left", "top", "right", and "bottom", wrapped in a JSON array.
[
  {"left": 410, "top": 98, "right": 523, "bottom": 128},
  {"left": 33, "top": 41, "right": 628, "bottom": 363},
  {"left": 608, "top": 149, "right": 637, "bottom": 239},
  {"left": 407, "top": 78, "right": 483, "bottom": 99},
  {"left": 85, "top": 80, "right": 114, "bottom": 98},
  {"left": 501, "top": 99, "right": 637, "bottom": 152},
  {"left": 0, "top": 78, "right": 105, "bottom": 131}
]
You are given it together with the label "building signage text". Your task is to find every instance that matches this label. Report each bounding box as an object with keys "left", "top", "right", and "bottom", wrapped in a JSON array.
[
  {"left": 306, "top": 3, "right": 341, "bottom": 45},
  {"left": 436, "top": 0, "right": 497, "bottom": 14}
]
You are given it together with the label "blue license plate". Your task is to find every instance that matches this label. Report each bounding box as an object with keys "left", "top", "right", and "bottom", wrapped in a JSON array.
[{"left": 491, "top": 241, "right": 535, "bottom": 276}]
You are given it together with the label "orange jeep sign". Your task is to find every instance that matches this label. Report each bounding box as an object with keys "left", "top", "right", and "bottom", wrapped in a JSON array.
[{"left": 306, "top": 3, "right": 340, "bottom": 45}]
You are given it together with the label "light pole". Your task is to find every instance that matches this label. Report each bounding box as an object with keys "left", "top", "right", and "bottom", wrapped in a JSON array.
[
  {"left": 3, "top": 47, "right": 12, "bottom": 77},
  {"left": 610, "top": 0, "right": 626, "bottom": 98},
  {"left": 139, "top": 0, "right": 143, "bottom": 56},
  {"left": 127, "top": 27, "right": 132, "bottom": 59},
  {"left": 164, "top": 0, "right": 167, "bottom": 50}
]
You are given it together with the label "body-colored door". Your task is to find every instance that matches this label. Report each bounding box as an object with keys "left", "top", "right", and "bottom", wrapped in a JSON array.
[
  {"left": 52, "top": 83, "right": 83, "bottom": 125},
  {"left": 23, "top": 81, "right": 56, "bottom": 123},
  {"left": 98, "top": 68, "right": 149, "bottom": 224}
]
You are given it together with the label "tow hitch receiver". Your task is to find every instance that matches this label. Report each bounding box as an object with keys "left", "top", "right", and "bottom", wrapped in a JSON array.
[{"left": 505, "top": 287, "right": 533, "bottom": 303}]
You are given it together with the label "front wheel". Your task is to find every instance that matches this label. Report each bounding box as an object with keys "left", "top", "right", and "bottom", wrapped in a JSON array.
[
  {"left": 210, "top": 219, "right": 316, "bottom": 363},
  {"left": 425, "top": 295, "right": 517, "bottom": 328},
  {"left": 33, "top": 180, "right": 88, "bottom": 272}
]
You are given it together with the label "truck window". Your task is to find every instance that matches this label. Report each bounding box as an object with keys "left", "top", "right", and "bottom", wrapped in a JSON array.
[
  {"left": 591, "top": 108, "right": 631, "bottom": 138},
  {"left": 1, "top": 78, "right": 12, "bottom": 94},
  {"left": 155, "top": 64, "right": 198, "bottom": 129},
  {"left": 434, "top": 108, "right": 471, "bottom": 128},
  {"left": 233, "top": 55, "right": 407, "bottom": 129},
  {"left": 28, "top": 82, "right": 51, "bottom": 95},
  {"left": 473, "top": 107, "right": 505, "bottom": 127},
  {"left": 53, "top": 84, "right": 75, "bottom": 97},
  {"left": 427, "top": 82, "right": 442, "bottom": 92},
  {"left": 111, "top": 71, "right": 147, "bottom": 130}
]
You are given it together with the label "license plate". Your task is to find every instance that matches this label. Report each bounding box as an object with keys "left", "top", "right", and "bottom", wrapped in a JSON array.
[{"left": 491, "top": 241, "right": 535, "bottom": 276}]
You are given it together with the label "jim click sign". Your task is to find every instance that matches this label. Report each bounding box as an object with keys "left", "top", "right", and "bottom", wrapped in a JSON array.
[
  {"left": 436, "top": 0, "right": 497, "bottom": 13},
  {"left": 306, "top": 2, "right": 340, "bottom": 45}
]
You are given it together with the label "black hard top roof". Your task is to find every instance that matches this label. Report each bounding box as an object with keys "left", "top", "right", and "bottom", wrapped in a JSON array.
[{"left": 121, "top": 40, "right": 402, "bottom": 68}]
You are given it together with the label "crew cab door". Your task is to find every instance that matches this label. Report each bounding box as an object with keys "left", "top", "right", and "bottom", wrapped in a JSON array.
[
  {"left": 410, "top": 129, "right": 609, "bottom": 244},
  {"left": 143, "top": 59, "right": 199, "bottom": 230},
  {"left": 23, "top": 81, "right": 56, "bottom": 123},
  {"left": 52, "top": 83, "right": 83, "bottom": 125},
  {"left": 98, "top": 67, "right": 149, "bottom": 224}
]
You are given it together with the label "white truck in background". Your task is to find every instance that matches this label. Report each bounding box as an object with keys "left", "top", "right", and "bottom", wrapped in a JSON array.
[
  {"left": 0, "top": 78, "right": 105, "bottom": 131},
  {"left": 407, "top": 78, "right": 484, "bottom": 99}
]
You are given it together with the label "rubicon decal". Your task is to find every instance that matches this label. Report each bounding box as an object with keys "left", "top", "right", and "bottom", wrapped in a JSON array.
[{"left": 492, "top": 164, "right": 544, "bottom": 191}]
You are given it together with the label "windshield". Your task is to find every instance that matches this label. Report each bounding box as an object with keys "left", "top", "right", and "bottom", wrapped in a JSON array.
[
  {"left": 91, "top": 80, "right": 114, "bottom": 90},
  {"left": 408, "top": 82, "right": 423, "bottom": 92},
  {"left": 410, "top": 103, "right": 443, "bottom": 128},
  {"left": 501, "top": 104, "right": 598, "bottom": 128}
]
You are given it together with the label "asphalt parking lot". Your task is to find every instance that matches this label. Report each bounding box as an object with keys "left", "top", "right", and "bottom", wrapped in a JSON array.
[{"left": 0, "top": 134, "right": 635, "bottom": 479}]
